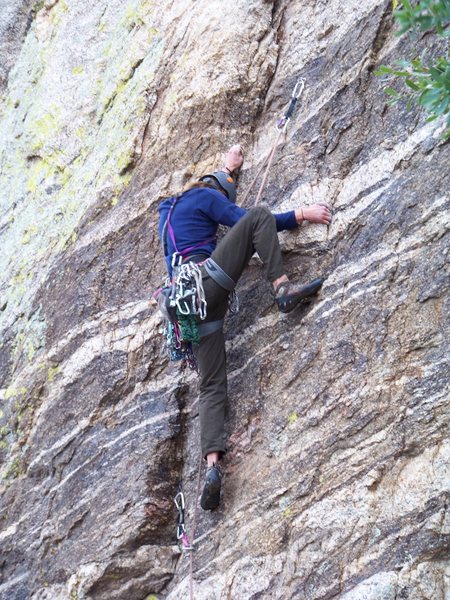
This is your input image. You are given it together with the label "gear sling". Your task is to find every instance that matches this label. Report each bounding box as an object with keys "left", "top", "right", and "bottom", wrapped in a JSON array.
[{"left": 157, "top": 194, "right": 236, "bottom": 369}]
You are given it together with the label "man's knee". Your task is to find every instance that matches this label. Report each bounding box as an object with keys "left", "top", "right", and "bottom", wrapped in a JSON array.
[
  {"left": 249, "top": 206, "right": 275, "bottom": 219},
  {"left": 250, "top": 205, "right": 271, "bottom": 216},
  {"left": 249, "top": 205, "right": 275, "bottom": 225}
]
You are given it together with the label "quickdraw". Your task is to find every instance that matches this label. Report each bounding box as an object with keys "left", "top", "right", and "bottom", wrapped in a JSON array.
[
  {"left": 174, "top": 488, "right": 193, "bottom": 551},
  {"left": 173, "top": 453, "right": 204, "bottom": 600},
  {"left": 276, "top": 78, "right": 305, "bottom": 131},
  {"left": 241, "top": 78, "right": 306, "bottom": 206}
]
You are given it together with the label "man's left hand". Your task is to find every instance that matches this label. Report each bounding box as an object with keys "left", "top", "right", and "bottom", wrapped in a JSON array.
[{"left": 295, "top": 203, "right": 332, "bottom": 225}]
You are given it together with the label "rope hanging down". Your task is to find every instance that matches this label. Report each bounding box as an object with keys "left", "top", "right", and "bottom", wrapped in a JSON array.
[
  {"left": 173, "top": 452, "right": 203, "bottom": 600},
  {"left": 171, "top": 78, "right": 306, "bottom": 600},
  {"left": 241, "top": 78, "right": 305, "bottom": 206}
]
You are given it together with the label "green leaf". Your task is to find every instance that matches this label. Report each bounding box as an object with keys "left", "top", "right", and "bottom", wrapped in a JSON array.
[
  {"left": 377, "top": 1, "right": 450, "bottom": 132},
  {"left": 419, "top": 88, "right": 442, "bottom": 108},
  {"left": 429, "top": 66, "right": 445, "bottom": 82},
  {"left": 391, "top": 69, "right": 412, "bottom": 76},
  {"left": 417, "top": 15, "right": 434, "bottom": 30},
  {"left": 376, "top": 65, "right": 395, "bottom": 73},
  {"left": 433, "top": 95, "right": 450, "bottom": 114},
  {"left": 399, "top": 0, "right": 412, "bottom": 12},
  {"left": 405, "top": 78, "right": 421, "bottom": 90},
  {"left": 385, "top": 87, "right": 400, "bottom": 96}
]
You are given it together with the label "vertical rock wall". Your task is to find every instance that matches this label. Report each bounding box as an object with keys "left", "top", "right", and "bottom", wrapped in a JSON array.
[{"left": 0, "top": 0, "right": 448, "bottom": 599}]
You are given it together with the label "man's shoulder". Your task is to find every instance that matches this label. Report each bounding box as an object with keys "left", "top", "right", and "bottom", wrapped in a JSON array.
[
  {"left": 158, "top": 188, "right": 226, "bottom": 212},
  {"left": 185, "top": 187, "right": 224, "bottom": 200},
  {"left": 158, "top": 196, "right": 177, "bottom": 211},
  {"left": 181, "top": 187, "right": 227, "bottom": 211}
]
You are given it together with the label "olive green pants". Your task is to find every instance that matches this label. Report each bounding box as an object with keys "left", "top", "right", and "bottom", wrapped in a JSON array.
[{"left": 195, "top": 206, "right": 285, "bottom": 458}]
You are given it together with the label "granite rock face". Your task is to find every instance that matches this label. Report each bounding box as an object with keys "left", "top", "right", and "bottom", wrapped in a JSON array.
[{"left": 0, "top": 1, "right": 449, "bottom": 599}]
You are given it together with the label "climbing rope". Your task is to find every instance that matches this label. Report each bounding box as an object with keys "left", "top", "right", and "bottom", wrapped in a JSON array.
[
  {"left": 173, "top": 451, "right": 203, "bottom": 600},
  {"left": 189, "top": 452, "right": 204, "bottom": 600},
  {"left": 168, "top": 78, "right": 306, "bottom": 598},
  {"left": 241, "top": 78, "right": 306, "bottom": 206}
]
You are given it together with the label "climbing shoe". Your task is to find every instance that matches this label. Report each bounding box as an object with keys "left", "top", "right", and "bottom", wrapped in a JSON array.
[
  {"left": 275, "top": 278, "right": 324, "bottom": 313},
  {"left": 200, "top": 464, "right": 222, "bottom": 511}
]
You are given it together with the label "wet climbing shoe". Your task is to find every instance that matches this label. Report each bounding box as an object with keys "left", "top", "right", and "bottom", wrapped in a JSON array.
[
  {"left": 275, "top": 278, "right": 324, "bottom": 313},
  {"left": 200, "top": 464, "right": 222, "bottom": 511}
]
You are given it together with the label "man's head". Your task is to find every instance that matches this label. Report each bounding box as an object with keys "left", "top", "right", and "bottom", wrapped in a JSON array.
[{"left": 199, "top": 171, "right": 237, "bottom": 203}]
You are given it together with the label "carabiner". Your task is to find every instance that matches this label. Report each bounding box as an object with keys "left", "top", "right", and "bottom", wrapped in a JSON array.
[
  {"left": 176, "top": 297, "right": 190, "bottom": 315},
  {"left": 176, "top": 523, "right": 186, "bottom": 540},
  {"left": 174, "top": 491, "right": 185, "bottom": 511},
  {"left": 276, "top": 78, "right": 306, "bottom": 130},
  {"left": 171, "top": 252, "right": 183, "bottom": 269},
  {"left": 198, "top": 298, "right": 207, "bottom": 320},
  {"left": 291, "top": 78, "right": 305, "bottom": 100}
]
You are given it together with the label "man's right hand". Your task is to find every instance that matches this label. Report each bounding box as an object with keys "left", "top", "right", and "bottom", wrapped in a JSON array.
[{"left": 224, "top": 144, "right": 244, "bottom": 174}]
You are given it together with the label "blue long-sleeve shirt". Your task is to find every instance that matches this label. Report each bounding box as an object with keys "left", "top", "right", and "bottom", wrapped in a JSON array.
[{"left": 158, "top": 187, "right": 298, "bottom": 276}]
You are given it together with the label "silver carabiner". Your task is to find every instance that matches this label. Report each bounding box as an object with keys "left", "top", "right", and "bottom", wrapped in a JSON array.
[
  {"left": 174, "top": 491, "right": 185, "bottom": 511},
  {"left": 171, "top": 253, "right": 182, "bottom": 269},
  {"left": 177, "top": 523, "right": 186, "bottom": 540},
  {"left": 276, "top": 78, "right": 306, "bottom": 130},
  {"left": 176, "top": 297, "right": 190, "bottom": 315},
  {"left": 199, "top": 298, "right": 207, "bottom": 320},
  {"left": 292, "top": 78, "right": 305, "bottom": 100}
]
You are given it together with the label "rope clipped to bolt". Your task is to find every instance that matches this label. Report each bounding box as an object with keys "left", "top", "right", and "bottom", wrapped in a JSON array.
[
  {"left": 241, "top": 78, "right": 305, "bottom": 206},
  {"left": 173, "top": 454, "right": 203, "bottom": 600},
  {"left": 172, "top": 78, "right": 306, "bottom": 600}
]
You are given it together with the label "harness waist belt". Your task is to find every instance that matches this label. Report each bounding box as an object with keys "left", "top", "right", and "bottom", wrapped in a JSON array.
[
  {"left": 198, "top": 319, "right": 224, "bottom": 338},
  {"left": 182, "top": 253, "right": 209, "bottom": 264},
  {"left": 204, "top": 258, "right": 236, "bottom": 292}
]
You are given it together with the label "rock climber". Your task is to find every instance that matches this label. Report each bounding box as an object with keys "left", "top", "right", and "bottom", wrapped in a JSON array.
[{"left": 158, "top": 144, "right": 332, "bottom": 510}]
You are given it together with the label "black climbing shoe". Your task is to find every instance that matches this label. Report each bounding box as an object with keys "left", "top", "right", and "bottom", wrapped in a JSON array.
[
  {"left": 200, "top": 464, "right": 222, "bottom": 511},
  {"left": 275, "top": 278, "right": 324, "bottom": 313}
]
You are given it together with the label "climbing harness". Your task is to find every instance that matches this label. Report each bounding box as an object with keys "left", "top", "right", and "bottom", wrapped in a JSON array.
[
  {"left": 241, "top": 78, "right": 306, "bottom": 206},
  {"left": 204, "top": 257, "right": 235, "bottom": 293},
  {"left": 156, "top": 196, "right": 240, "bottom": 369},
  {"left": 155, "top": 195, "right": 211, "bottom": 369},
  {"left": 203, "top": 257, "right": 239, "bottom": 314}
]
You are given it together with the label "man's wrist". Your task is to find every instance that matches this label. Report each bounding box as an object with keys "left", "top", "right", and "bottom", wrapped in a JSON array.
[{"left": 296, "top": 207, "right": 306, "bottom": 224}]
